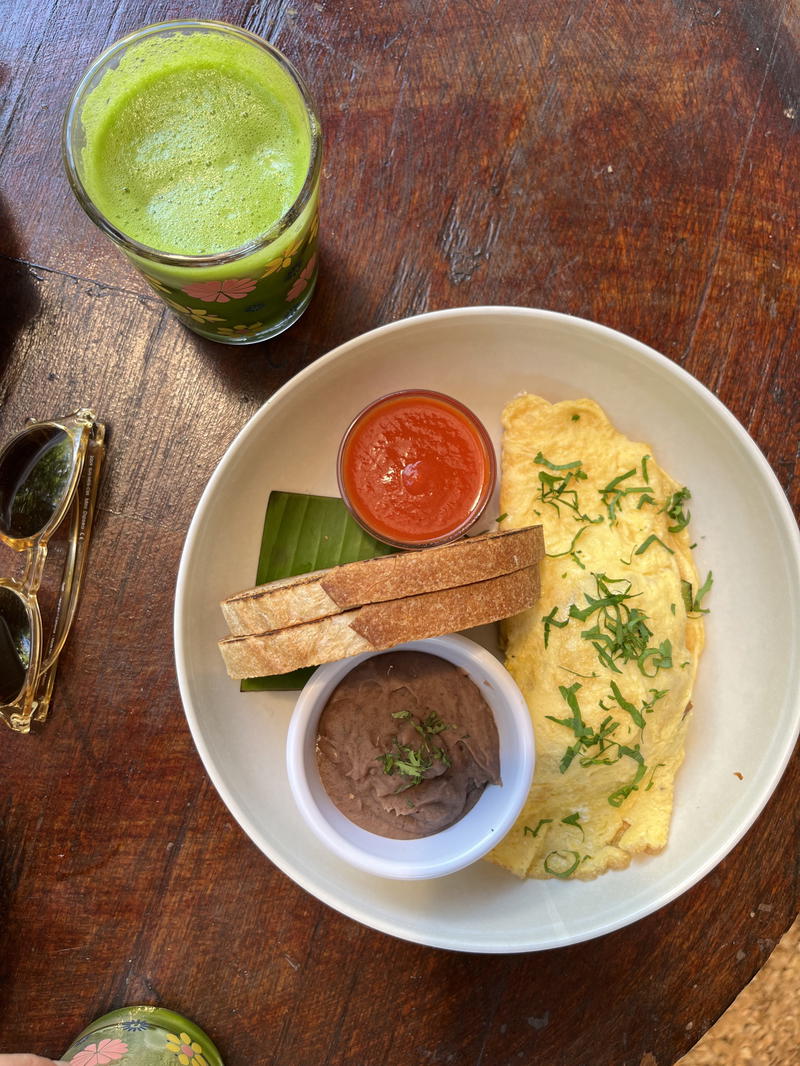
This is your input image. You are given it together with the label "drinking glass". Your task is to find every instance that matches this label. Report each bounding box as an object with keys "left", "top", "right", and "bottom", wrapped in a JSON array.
[
  {"left": 63, "top": 20, "right": 322, "bottom": 344},
  {"left": 60, "top": 1005, "right": 224, "bottom": 1066}
]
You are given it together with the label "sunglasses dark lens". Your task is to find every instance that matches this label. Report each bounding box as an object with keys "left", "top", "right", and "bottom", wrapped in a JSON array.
[
  {"left": 0, "top": 427, "right": 74, "bottom": 539},
  {"left": 0, "top": 586, "right": 31, "bottom": 703}
]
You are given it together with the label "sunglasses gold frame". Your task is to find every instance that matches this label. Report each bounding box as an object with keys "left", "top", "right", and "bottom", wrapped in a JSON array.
[{"left": 0, "top": 408, "right": 105, "bottom": 733}]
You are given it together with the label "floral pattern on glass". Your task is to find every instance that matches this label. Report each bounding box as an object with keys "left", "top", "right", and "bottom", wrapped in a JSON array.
[
  {"left": 163, "top": 298, "right": 226, "bottom": 325},
  {"left": 287, "top": 251, "right": 317, "bottom": 301},
  {"left": 69, "top": 1038, "right": 129, "bottom": 1065},
  {"left": 181, "top": 277, "right": 258, "bottom": 302},
  {"left": 137, "top": 208, "right": 318, "bottom": 341},
  {"left": 261, "top": 237, "right": 305, "bottom": 276},
  {"left": 216, "top": 321, "right": 266, "bottom": 337},
  {"left": 165, "top": 1030, "right": 209, "bottom": 1066}
]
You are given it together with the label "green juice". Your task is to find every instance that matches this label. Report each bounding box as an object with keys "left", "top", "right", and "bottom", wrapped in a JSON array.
[{"left": 67, "top": 23, "right": 321, "bottom": 342}]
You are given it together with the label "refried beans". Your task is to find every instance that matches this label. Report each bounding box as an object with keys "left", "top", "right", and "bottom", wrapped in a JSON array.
[{"left": 315, "top": 650, "right": 501, "bottom": 838}]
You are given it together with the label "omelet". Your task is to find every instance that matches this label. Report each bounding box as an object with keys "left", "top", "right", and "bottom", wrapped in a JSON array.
[{"left": 487, "top": 395, "right": 709, "bottom": 880}]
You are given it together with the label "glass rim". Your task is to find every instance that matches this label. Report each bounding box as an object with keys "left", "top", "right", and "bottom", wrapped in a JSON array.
[{"left": 62, "top": 18, "right": 323, "bottom": 268}]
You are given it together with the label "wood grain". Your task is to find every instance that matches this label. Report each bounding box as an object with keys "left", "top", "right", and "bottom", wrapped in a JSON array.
[{"left": 0, "top": 2, "right": 797, "bottom": 1065}]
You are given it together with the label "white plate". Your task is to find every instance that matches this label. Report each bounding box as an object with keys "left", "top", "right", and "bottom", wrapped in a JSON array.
[{"left": 174, "top": 306, "right": 800, "bottom": 953}]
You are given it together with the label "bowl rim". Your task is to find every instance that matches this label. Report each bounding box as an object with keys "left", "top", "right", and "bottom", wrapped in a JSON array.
[
  {"left": 175, "top": 304, "right": 800, "bottom": 950},
  {"left": 285, "top": 634, "right": 536, "bottom": 880}
]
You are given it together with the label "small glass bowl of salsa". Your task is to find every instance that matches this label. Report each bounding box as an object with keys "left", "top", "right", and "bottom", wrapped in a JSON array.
[{"left": 337, "top": 389, "right": 497, "bottom": 550}]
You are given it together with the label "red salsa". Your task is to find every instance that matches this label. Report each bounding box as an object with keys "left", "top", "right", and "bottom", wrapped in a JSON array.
[{"left": 337, "top": 390, "right": 496, "bottom": 548}]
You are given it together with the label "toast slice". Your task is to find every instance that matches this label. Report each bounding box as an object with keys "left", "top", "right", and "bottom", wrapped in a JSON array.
[
  {"left": 221, "top": 525, "right": 543, "bottom": 636},
  {"left": 218, "top": 563, "right": 540, "bottom": 679}
]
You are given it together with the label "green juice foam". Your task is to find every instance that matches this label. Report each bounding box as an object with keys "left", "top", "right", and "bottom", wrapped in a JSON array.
[{"left": 79, "top": 29, "right": 312, "bottom": 255}]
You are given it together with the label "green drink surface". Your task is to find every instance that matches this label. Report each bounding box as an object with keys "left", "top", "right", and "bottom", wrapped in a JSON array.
[{"left": 79, "top": 30, "right": 312, "bottom": 255}]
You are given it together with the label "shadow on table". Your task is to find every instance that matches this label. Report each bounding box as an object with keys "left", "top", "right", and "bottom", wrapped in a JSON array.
[
  {"left": 0, "top": 193, "right": 41, "bottom": 376},
  {"left": 186, "top": 244, "right": 377, "bottom": 399}
]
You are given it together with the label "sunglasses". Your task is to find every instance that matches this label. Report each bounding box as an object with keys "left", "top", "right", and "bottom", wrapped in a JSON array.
[{"left": 0, "top": 409, "right": 105, "bottom": 733}]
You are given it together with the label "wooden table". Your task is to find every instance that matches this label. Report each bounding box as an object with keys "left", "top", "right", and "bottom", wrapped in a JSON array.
[{"left": 2, "top": 2, "right": 798, "bottom": 1064}]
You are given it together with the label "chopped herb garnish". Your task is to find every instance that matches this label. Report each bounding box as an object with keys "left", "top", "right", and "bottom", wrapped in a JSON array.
[
  {"left": 638, "top": 639, "right": 673, "bottom": 676},
  {"left": 571, "top": 413, "right": 580, "bottom": 421},
  {"left": 607, "top": 745, "right": 647, "bottom": 806},
  {"left": 646, "top": 687, "right": 669, "bottom": 708},
  {"left": 544, "top": 850, "right": 583, "bottom": 879},
  {"left": 548, "top": 685, "right": 612, "bottom": 769},
  {"left": 545, "top": 683, "right": 594, "bottom": 772},
  {"left": 415, "top": 711, "right": 448, "bottom": 737},
  {"left": 533, "top": 453, "right": 601, "bottom": 523},
  {"left": 599, "top": 466, "right": 652, "bottom": 522},
  {"left": 681, "top": 571, "right": 713, "bottom": 615},
  {"left": 379, "top": 711, "right": 453, "bottom": 790},
  {"left": 662, "top": 487, "right": 692, "bottom": 532},
  {"left": 606, "top": 680, "right": 646, "bottom": 729},
  {"left": 542, "top": 605, "right": 569, "bottom": 648},
  {"left": 546, "top": 683, "right": 658, "bottom": 799},
  {"left": 634, "top": 534, "right": 674, "bottom": 556},
  {"left": 546, "top": 572, "right": 676, "bottom": 684},
  {"left": 573, "top": 574, "right": 655, "bottom": 673},
  {"left": 600, "top": 681, "right": 665, "bottom": 727},
  {"left": 561, "top": 811, "right": 585, "bottom": 840},
  {"left": 621, "top": 532, "right": 675, "bottom": 565},
  {"left": 379, "top": 741, "right": 450, "bottom": 789},
  {"left": 545, "top": 524, "right": 589, "bottom": 568},
  {"left": 578, "top": 716, "right": 622, "bottom": 766},
  {"left": 645, "top": 762, "right": 666, "bottom": 791},
  {"left": 535, "top": 452, "right": 586, "bottom": 473},
  {"left": 524, "top": 819, "right": 553, "bottom": 838},
  {"left": 566, "top": 573, "right": 639, "bottom": 622},
  {"left": 496, "top": 512, "right": 509, "bottom": 523}
]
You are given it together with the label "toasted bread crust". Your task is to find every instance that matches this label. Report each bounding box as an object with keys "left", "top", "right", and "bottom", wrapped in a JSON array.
[
  {"left": 349, "top": 566, "right": 538, "bottom": 647},
  {"left": 221, "top": 525, "right": 543, "bottom": 635},
  {"left": 218, "top": 563, "right": 540, "bottom": 679},
  {"left": 219, "top": 608, "right": 374, "bottom": 678}
]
